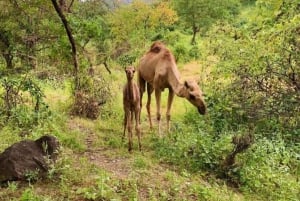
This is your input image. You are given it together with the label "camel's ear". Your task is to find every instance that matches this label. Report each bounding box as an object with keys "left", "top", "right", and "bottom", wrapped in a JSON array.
[{"left": 184, "top": 81, "right": 190, "bottom": 89}]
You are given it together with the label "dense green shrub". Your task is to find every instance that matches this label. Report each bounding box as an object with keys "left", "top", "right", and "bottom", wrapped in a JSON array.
[
  {"left": 71, "top": 70, "right": 112, "bottom": 119},
  {"left": 0, "top": 76, "right": 51, "bottom": 132},
  {"left": 117, "top": 53, "right": 138, "bottom": 67},
  {"left": 189, "top": 45, "right": 201, "bottom": 60},
  {"left": 202, "top": 0, "right": 300, "bottom": 143},
  {"left": 173, "top": 43, "right": 188, "bottom": 62},
  {"left": 237, "top": 139, "right": 299, "bottom": 200},
  {"left": 153, "top": 107, "right": 299, "bottom": 199},
  {"left": 153, "top": 113, "right": 233, "bottom": 172}
]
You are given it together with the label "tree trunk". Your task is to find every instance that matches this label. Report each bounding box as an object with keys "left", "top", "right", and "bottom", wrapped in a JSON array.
[
  {"left": 25, "top": 36, "right": 37, "bottom": 69},
  {"left": 191, "top": 25, "right": 199, "bottom": 45},
  {"left": 3, "top": 52, "right": 13, "bottom": 69},
  {"left": 67, "top": 0, "right": 75, "bottom": 13},
  {"left": 0, "top": 31, "right": 14, "bottom": 69},
  {"left": 51, "top": 0, "right": 79, "bottom": 90}
]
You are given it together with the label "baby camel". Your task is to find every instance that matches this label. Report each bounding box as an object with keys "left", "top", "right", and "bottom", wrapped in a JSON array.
[{"left": 123, "top": 66, "right": 141, "bottom": 152}]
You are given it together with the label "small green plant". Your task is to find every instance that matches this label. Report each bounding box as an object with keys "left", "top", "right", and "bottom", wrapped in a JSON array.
[
  {"left": 20, "top": 188, "right": 39, "bottom": 201},
  {"left": 7, "top": 181, "right": 18, "bottom": 191},
  {"left": 76, "top": 170, "right": 117, "bottom": 200},
  {"left": 133, "top": 155, "right": 149, "bottom": 170},
  {"left": 24, "top": 169, "right": 40, "bottom": 184}
]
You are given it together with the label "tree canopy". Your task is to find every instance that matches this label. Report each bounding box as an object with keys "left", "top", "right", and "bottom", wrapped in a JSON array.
[{"left": 172, "top": 0, "right": 240, "bottom": 44}]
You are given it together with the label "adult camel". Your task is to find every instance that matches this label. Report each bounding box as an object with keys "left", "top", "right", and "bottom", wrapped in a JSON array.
[{"left": 138, "top": 41, "right": 206, "bottom": 135}]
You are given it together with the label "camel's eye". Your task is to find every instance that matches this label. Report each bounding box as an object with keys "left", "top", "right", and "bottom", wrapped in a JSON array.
[{"left": 190, "top": 94, "right": 196, "bottom": 100}]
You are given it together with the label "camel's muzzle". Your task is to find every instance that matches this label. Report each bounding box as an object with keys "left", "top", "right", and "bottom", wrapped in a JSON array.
[{"left": 198, "top": 106, "right": 206, "bottom": 115}]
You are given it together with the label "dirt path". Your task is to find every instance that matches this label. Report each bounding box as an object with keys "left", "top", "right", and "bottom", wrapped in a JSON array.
[
  {"left": 67, "top": 118, "right": 166, "bottom": 200},
  {"left": 67, "top": 119, "right": 133, "bottom": 180}
]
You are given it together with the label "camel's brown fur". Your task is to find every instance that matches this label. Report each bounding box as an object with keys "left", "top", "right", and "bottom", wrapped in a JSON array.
[
  {"left": 138, "top": 41, "right": 206, "bottom": 134},
  {"left": 123, "top": 66, "right": 141, "bottom": 152}
]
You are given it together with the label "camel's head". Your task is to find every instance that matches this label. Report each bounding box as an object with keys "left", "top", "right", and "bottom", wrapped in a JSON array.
[
  {"left": 125, "top": 66, "right": 135, "bottom": 80},
  {"left": 184, "top": 80, "right": 206, "bottom": 115}
]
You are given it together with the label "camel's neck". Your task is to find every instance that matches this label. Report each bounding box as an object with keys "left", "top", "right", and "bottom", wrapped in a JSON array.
[
  {"left": 127, "top": 79, "right": 135, "bottom": 101},
  {"left": 168, "top": 67, "right": 188, "bottom": 98}
]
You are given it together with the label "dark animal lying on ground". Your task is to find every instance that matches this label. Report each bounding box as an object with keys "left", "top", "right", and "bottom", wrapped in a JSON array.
[{"left": 0, "top": 135, "right": 59, "bottom": 183}]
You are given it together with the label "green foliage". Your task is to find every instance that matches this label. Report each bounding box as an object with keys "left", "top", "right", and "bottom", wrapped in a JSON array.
[
  {"left": 19, "top": 187, "right": 52, "bottom": 201},
  {"left": 204, "top": 0, "right": 300, "bottom": 142},
  {"left": 189, "top": 45, "right": 201, "bottom": 60},
  {"left": 76, "top": 169, "right": 141, "bottom": 201},
  {"left": 157, "top": 30, "right": 202, "bottom": 62},
  {"left": 238, "top": 139, "right": 299, "bottom": 200},
  {"left": 24, "top": 170, "right": 39, "bottom": 184},
  {"left": 106, "top": 0, "right": 177, "bottom": 48},
  {"left": 153, "top": 115, "right": 232, "bottom": 172},
  {"left": 76, "top": 171, "right": 117, "bottom": 200},
  {"left": 152, "top": 107, "right": 299, "bottom": 199},
  {"left": 20, "top": 188, "right": 40, "bottom": 201},
  {"left": 192, "top": 4, "right": 300, "bottom": 198},
  {"left": 117, "top": 53, "right": 138, "bottom": 67},
  {"left": 132, "top": 155, "right": 149, "bottom": 170},
  {"left": 173, "top": 43, "right": 188, "bottom": 62},
  {"left": 172, "top": 0, "right": 241, "bottom": 43},
  {"left": 0, "top": 0, "right": 62, "bottom": 70},
  {"left": 70, "top": 2, "right": 111, "bottom": 66},
  {"left": 0, "top": 76, "right": 50, "bottom": 132},
  {"left": 79, "top": 72, "right": 112, "bottom": 105},
  {"left": 71, "top": 70, "right": 112, "bottom": 119}
]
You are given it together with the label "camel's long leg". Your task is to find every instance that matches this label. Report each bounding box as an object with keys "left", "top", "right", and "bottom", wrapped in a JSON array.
[
  {"left": 155, "top": 89, "right": 162, "bottom": 136},
  {"left": 166, "top": 89, "right": 175, "bottom": 132},
  {"left": 123, "top": 105, "right": 130, "bottom": 141},
  {"left": 146, "top": 84, "right": 154, "bottom": 129},
  {"left": 127, "top": 111, "right": 133, "bottom": 152},
  {"left": 138, "top": 73, "right": 146, "bottom": 124},
  {"left": 122, "top": 112, "right": 127, "bottom": 141},
  {"left": 131, "top": 108, "right": 134, "bottom": 123},
  {"left": 135, "top": 106, "right": 142, "bottom": 151}
]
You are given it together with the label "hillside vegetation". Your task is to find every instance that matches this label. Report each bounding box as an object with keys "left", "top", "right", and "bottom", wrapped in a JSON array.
[{"left": 0, "top": 0, "right": 299, "bottom": 200}]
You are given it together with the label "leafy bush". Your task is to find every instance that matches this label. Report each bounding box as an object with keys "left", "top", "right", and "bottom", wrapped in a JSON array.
[
  {"left": 189, "top": 45, "right": 201, "bottom": 60},
  {"left": 71, "top": 71, "right": 112, "bottom": 119},
  {"left": 237, "top": 139, "right": 299, "bottom": 200},
  {"left": 202, "top": 0, "right": 300, "bottom": 143},
  {"left": 153, "top": 107, "right": 299, "bottom": 200},
  {"left": 153, "top": 114, "right": 233, "bottom": 172},
  {"left": 117, "top": 53, "right": 137, "bottom": 67},
  {"left": 0, "top": 76, "right": 51, "bottom": 132},
  {"left": 164, "top": 30, "right": 182, "bottom": 46},
  {"left": 173, "top": 43, "right": 188, "bottom": 62}
]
